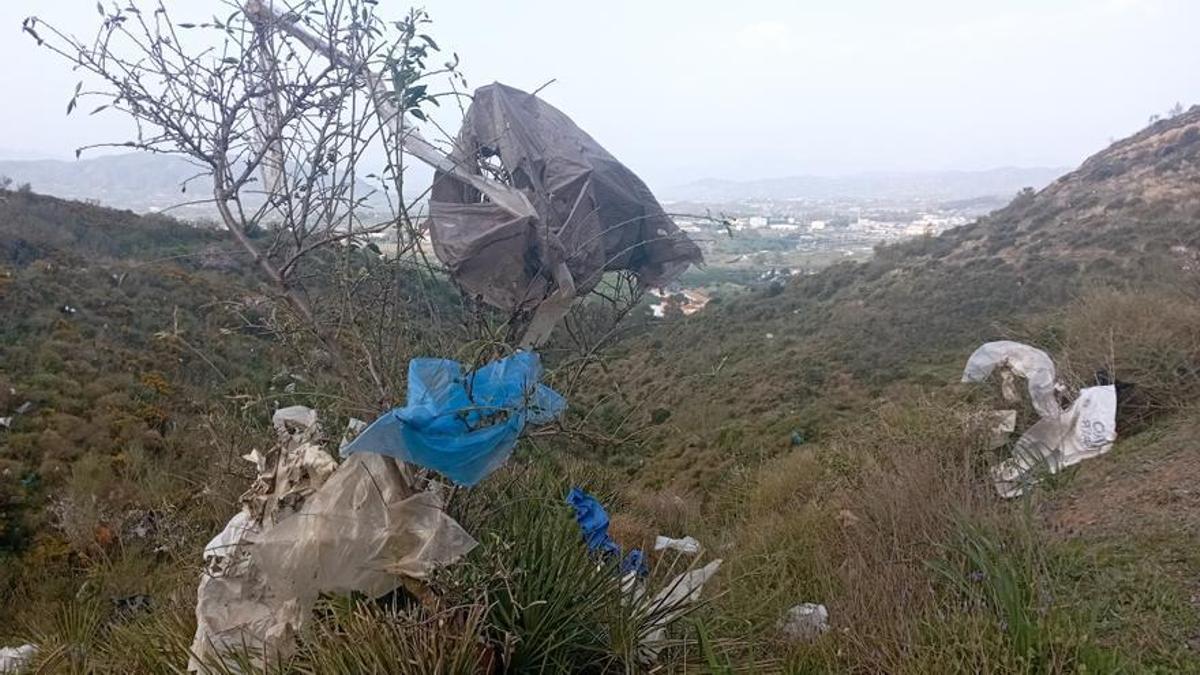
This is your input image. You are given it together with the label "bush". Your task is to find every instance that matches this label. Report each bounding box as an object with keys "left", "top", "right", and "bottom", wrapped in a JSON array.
[{"left": 1029, "top": 286, "right": 1200, "bottom": 430}]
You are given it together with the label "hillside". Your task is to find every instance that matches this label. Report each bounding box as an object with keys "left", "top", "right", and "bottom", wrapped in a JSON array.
[
  {"left": 552, "top": 110, "right": 1200, "bottom": 670},
  {"left": 586, "top": 109, "right": 1200, "bottom": 489},
  {"left": 0, "top": 112, "right": 1197, "bottom": 672},
  {"left": 0, "top": 154, "right": 204, "bottom": 216},
  {"left": 0, "top": 193, "right": 281, "bottom": 558}
]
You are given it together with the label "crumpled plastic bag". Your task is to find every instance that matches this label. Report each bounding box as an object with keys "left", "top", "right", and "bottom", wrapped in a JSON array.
[
  {"left": 566, "top": 486, "right": 646, "bottom": 576},
  {"left": 254, "top": 453, "right": 477, "bottom": 596},
  {"left": 961, "top": 342, "right": 1119, "bottom": 497},
  {"left": 192, "top": 512, "right": 296, "bottom": 670},
  {"left": 653, "top": 535, "right": 702, "bottom": 555},
  {"left": 992, "top": 385, "right": 1117, "bottom": 498},
  {"left": 190, "top": 408, "right": 476, "bottom": 672},
  {"left": 429, "top": 83, "right": 702, "bottom": 313},
  {"left": 0, "top": 644, "right": 37, "bottom": 674},
  {"left": 344, "top": 351, "right": 565, "bottom": 486},
  {"left": 639, "top": 559, "right": 723, "bottom": 662},
  {"left": 962, "top": 341, "right": 1060, "bottom": 419},
  {"left": 778, "top": 603, "right": 830, "bottom": 643}
]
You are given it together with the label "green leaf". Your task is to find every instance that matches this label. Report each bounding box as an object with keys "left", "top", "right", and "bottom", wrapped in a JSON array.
[{"left": 409, "top": 108, "right": 426, "bottom": 121}]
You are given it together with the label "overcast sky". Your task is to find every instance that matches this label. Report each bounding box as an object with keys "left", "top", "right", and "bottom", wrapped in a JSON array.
[{"left": 1, "top": 0, "right": 1198, "bottom": 188}]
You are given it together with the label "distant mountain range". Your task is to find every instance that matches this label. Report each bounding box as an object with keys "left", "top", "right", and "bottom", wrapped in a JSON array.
[
  {"left": 0, "top": 151, "right": 1068, "bottom": 216},
  {"left": 0, "top": 152, "right": 390, "bottom": 219},
  {"left": 0, "top": 153, "right": 209, "bottom": 216},
  {"left": 660, "top": 167, "right": 1068, "bottom": 203}
]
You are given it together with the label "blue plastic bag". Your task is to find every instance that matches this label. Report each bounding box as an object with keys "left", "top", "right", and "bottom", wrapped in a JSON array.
[
  {"left": 566, "top": 487, "right": 647, "bottom": 577},
  {"left": 342, "top": 351, "right": 566, "bottom": 486}
]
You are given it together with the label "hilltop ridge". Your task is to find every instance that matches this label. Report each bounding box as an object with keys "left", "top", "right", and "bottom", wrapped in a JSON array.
[{"left": 583, "top": 108, "right": 1200, "bottom": 489}]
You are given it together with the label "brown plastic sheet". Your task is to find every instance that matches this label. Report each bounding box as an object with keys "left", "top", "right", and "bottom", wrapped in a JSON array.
[
  {"left": 430, "top": 83, "right": 703, "bottom": 312},
  {"left": 189, "top": 408, "right": 476, "bottom": 671}
]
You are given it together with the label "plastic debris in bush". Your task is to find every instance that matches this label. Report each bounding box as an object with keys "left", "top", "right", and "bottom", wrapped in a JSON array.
[
  {"left": 653, "top": 535, "right": 702, "bottom": 555},
  {"left": 343, "top": 351, "right": 566, "bottom": 487},
  {"left": 962, "top": 341, "right": 1061, "bottom": 418},
  {"left": 190, "top": 406, "right": 476, "bottom": 671},
  {"left": 562, "top": 490, "right": 721, "bottom": 662},
  {"left": 243, "top": 2, "right": 702, "bottom": 346},
  {"left": 428, "top": 83, "right": 703, "bottom": 345},
  {"left": 639, "top": 559, "right": 723, "bottom": 662},
  {"left": 778, "top": 603, "right": 830, "bottom": 642},
  {"left": 961, "top": 341, "right": 1118, "bottom": 497},
  {"left": 0, "top": 644, "right": 36, "bottom": 674},
  {"left": 992, "top": 385, "right": 1117, "bottom": 498},
  {"left": 566, "top": 487, "right": 647, "bottom": 576}
]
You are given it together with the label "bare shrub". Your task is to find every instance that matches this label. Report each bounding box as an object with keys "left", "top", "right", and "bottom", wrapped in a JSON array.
[{"left": 1040, "top": 286, "right": 1200, "bottom": 429}]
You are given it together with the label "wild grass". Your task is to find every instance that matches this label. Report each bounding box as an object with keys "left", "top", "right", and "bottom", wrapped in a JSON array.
[
  {"left": 4, "top": 191, "right": 1200, "bottom": 672},
  {"left": 1039, "top": 287, "right": 1200, "bottom": 430},
  {"left": 690, "top": 396, "right": 1154, "bottom": 673}
]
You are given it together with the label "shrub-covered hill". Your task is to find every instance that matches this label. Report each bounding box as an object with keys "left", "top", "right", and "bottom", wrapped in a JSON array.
[
  {"left": 0, "top": 108, "right": 1198, "bottom": 671},
  {"left": 551, "top": 110, "right": 1200, "bottom": 672},
  {"left": 0, "top": 192, "right": 293, "bottom": 598},
  {"left": 585, "top": 109, "right": 1200, "bottom": 490}
]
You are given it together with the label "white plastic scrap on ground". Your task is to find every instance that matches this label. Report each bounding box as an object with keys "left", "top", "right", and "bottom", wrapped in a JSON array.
[
  {"left": 778, "top": 603, "right": 830, "bottom": 642},
  {"left": 653, "top": 535, "right": 702, "bottom": 555},
  {"left": 961, "top": 341, "right": 1118, "bottom": 497},
  {"left": 639, "top": 559, "right": 723, "bottom": 663},
  {"left": 189, "top": 406, "right": 476, "bottom": 671},
  {"left": 0, "top": 644, "right": 36, "bottom": 674},
  {"left": 339, "top": 417, "right": 367, "bottom": 450}
]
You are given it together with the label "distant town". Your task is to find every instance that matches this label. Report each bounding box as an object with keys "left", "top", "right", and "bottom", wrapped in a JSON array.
[
  {"left": 0, "top": 150, "right": 1048, "bottom": 321},
  {"left": 648, "top": 193, "right": 1009, "bottom": 318}
]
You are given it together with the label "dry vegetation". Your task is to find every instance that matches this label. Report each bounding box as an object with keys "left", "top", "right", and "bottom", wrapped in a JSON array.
[{"left": 2, "top": 94, "right": 1200, "bottom": 675}]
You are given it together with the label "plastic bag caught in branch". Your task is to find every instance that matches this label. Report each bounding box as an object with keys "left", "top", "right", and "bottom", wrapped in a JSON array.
[
  {"left": 429, "top": 83, "right": 703, "bottom": 313},
  {"left": 343, "top": 352, "right": 566, "bottom": 487}
]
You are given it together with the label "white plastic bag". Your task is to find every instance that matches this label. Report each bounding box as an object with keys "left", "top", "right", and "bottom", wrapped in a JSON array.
[
  {"left": 962, "top": 341, "right": 1060, "bottom": 419},
  {"left": 993, "top": 385, "right": 1117, "bottom": 498}
]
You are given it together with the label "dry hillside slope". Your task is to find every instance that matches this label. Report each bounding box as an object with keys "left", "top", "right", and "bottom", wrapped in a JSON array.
[{"left": 583, "top": 108, "right": 1200, "bottom": 491}]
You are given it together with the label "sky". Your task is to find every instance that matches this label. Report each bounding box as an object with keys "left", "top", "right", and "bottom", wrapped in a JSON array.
[{"left": 1, "top": 0, "right": 1198, "bottom": 189}]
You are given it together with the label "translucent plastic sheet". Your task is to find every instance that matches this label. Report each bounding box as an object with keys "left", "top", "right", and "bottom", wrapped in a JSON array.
[
  {"left": 962, "top": 341, "right": 1060, "bottom": 419},
  {"left": 190, "top": 408, "right": 476, "bottom": 671},
  {"left": 992, "top": 385, "right": 1117, "bottom": 498},
  {"left": 961, "top": 343, "right": 1118, "bottom": 497}
]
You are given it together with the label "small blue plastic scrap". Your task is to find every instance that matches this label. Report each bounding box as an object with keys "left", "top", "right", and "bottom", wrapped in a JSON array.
[
  {"left": 566, "top": 487, "right": 647, "bottom": 577},
  {"left": 342, "top": 351, "right": 566, "bottom": 486}
]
